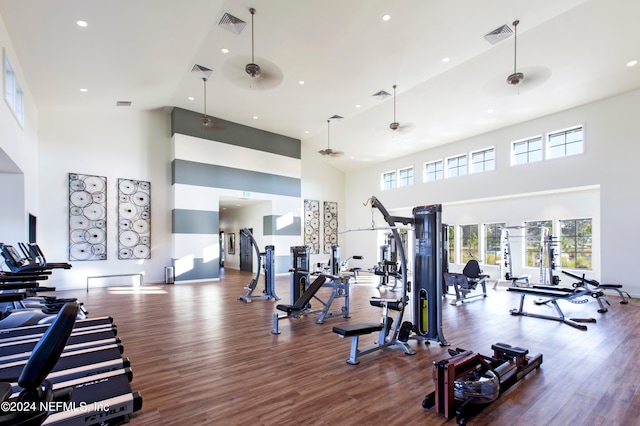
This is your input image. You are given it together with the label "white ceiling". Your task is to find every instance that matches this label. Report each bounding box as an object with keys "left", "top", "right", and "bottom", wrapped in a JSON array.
[{"left": 1, "top": 0, "right": 639, "bottom": 173}]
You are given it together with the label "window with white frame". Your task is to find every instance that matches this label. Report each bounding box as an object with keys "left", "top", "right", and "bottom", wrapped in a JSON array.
[
  {"left": 424, "top": 160, "right": 443, "bottom": 182},
  {"left": 547, "top": 126, "right": 583, "bottom": 159},
  {"left": 512, "top": 136, "right": 543, "bottom": 165},
  {"left": 4, "top": 52, "right": 24, "bottom": 126},
  {"left": 446, "top": 225, "right": 455, "bottom": 265},
  {"left": 381, "top": 171, "right": 396, "bottom": 190},
  {"left": 398, "top": 167, "right": 414, "bottom": 187},
  {"left": 471, "top": 148, "right": 495, "bottom": 173},
  {"left": 459, "top": 224, "right": 478, "bottom": 264},
  {"left": 484, "top": 222, "right": 504, "bottom": 266},
  {"left": 446, "top": 154, "right": 467, "bottom": 178},
  {"left": 560, "top": 218, "right": 592, "bottom": 270},
  {"left": 524, "top": 220, "right": 553, "bottom": 268}
]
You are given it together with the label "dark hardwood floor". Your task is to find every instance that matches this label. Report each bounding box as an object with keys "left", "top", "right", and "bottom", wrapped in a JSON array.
[{"left": 57, "top": 269, "right": 639, "bottom": 426}]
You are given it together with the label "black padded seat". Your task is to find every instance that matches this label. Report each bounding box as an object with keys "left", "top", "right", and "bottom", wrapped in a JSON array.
[
  {"left": 276, "top": 275, "right": 327, "bottom": 315},
  {"left": 332, "top": 322, "right": 383, "bottom": 337}
]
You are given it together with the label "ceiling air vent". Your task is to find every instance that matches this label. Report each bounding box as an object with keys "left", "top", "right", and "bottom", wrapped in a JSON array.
[
  {"left": 218, "top": 13, "right": 246, "bottom": 34},
  {"left": 372, "top": 90, "right": 391, "bottom": 100},
  {"left": 484, "top": 24, "right": 513, "bottom": 45},
  {"left": 116, "top": 101, "right": 132, "bottom": 107}
]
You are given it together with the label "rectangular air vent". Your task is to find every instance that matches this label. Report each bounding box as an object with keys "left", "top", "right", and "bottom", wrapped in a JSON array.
[
  {"left": 116, "top": 101, "right": 132, "bottom": 107},
  {"left": 484, "top": 24, "right": 513, "bottom": 45},
  {"left": 218, "top": 13, "right": 246, "bottom": 34}
]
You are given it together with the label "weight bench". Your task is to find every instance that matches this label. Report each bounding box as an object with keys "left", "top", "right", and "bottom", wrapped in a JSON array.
[
  {"left": 507, "top": 286, "right": 603, "bottom": 330},
  {"left": 272, "top": 275, "right": 327, "bottom": 334},
  {"left": 562, "top": 270, "right": 630, "bottom": 304},
  {"left": 332, "top": 297, "right": 416, "bottom": 364},
  {"left": 332, "top": 323, "right": 384, "bottom": 365}
]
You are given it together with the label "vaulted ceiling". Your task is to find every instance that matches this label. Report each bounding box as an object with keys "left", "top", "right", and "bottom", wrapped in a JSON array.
[{"left": 1, "top": 0, "right": 638, "bottom": 172}]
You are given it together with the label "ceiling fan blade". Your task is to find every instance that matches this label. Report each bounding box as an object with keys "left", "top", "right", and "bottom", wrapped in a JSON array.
[{"left": 222, "top": 56, "right": 283, "bottom": 90}]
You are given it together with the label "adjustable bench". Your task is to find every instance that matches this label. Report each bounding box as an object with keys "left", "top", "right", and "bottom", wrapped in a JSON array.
[
  {"left": 272, "top": 275, "right": 328, "bottom": 334},
  {"left": 562, "top": 270, "right": 629, "bottom": 304},
  {"left": 507, "top": 286, "right": 603, "bottom": 330}
]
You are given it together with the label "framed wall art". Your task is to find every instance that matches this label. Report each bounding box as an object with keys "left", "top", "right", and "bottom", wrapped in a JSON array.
[
  {"left": 117, "top": 178, "right": 151, "bottom": 259},
  {"left": 304, "top": 199, "right": 320, "bottom": 254},
  {"left": 68, "top": 173, "right": 107, "bottom": 261}
]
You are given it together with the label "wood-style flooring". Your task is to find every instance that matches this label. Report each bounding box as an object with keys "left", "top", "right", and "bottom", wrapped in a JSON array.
[{"left": 57, "top": 269, "right": 640, "bottom": 426}]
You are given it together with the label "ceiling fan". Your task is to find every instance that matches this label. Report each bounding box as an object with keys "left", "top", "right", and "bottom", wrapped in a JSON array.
[
  {"left": 222, "top": 8, "right": 283, "bottom": 90},
  {"left": 245, "top": 8, "right": 261, "bottom": 78},
  {"left": 191, "top": 64, "right": 223, "bottom": 129},
  {"left": 388, "top": 84, "right": 414, "bottom": 133},
  {"left": 507, "top": 20, "right": 524, "bottom": 86},
  {"left": 318, "top": 116, "right": 344, "bottom": 157}
]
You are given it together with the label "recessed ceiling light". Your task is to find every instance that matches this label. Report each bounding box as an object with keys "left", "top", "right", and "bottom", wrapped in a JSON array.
[
  {"left": 355, "top": 104, "right": 361, "bottom": 108},
  {"left": 487, "top": 109, "right": 494, "bottom": 114},
  {"left": 382, "top": 14, "right": 391, "bottom": 21},
  {"left": 627, "top": 60, "right": 638, "bottom": 67},
  {"left": 442, "top": 57, "right": 450, "bottom": 63},
  {"left": 298, "top": 80, "right": 305, "bottom": 85},
  {"left": 304, "top": 130, "right": 309, "bottom": 134},
  {"left": 79, "top": 88, "right": 88, "bottom": 92},
  {"left": 188, "top": 96, "right": 194, "bottom": 101},
  {"left": 221, "top": 48, "right": 229, "bottom": 54},
  {"left": 76, "top": 20, "right": 88, "bottom": 27},
  {"left": 253, "top": 116, "right": 258, "bottom": 120}
]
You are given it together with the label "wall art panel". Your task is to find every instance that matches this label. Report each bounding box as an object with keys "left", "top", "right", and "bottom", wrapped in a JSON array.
[
  {"left": 304, "top": 199, "right": 320, "bottom": 254},
  {"left": 68, "top": 173, "right": 107, "bottom": 261},
  {"left": 117, "top": 178, "right": 151, "bottom": 259},
  {"left": 323, "top": 201, "right": 338, "bottom": 254}
]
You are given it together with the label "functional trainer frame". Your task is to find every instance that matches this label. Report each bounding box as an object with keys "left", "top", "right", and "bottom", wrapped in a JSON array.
[
  {"left": 333, "top": 196, "right": 448, "bottom": 364},
  {"left": 237, "top": 228, "right": 280, "bottom": 303}
]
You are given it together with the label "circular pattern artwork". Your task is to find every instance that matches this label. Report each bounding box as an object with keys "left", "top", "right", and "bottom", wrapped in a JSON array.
[
  {"left": 323, "top": 201, "right": 338, "bottom": 254},
  {"left": 117, "top": 179, "right": 151, "bottom": 259},
  {"left": 68, "top": 173, "right": 107, "bottom": 261},
  {"left": 304, "top": 199, "right": 320, "bottom": 254}
]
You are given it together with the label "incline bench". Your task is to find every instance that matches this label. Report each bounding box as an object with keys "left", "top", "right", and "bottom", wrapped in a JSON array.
[{"left": 271, "top": 274, "right": 349, "bottom": 334}]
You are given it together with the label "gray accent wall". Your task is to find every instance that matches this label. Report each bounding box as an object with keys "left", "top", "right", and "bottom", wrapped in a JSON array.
[
  {"left": 171, "top": 107, "right": 300, "bottom": 159},
  {"left": 172, "top": 160, "right": 301, "bottom": 198},
  {"left": 263, "top": 215, "right": 301, "bottom": 236},
  {"left": 172, "top": 209, "right": 219, "bottom": 234},
  {"left": 171, "top": 107, "right": 302, "bottom": 283}
]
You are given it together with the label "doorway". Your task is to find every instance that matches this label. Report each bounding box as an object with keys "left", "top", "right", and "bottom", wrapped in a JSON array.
[{"left": 239, "top": 228, "right": 253, "bottom": 273}]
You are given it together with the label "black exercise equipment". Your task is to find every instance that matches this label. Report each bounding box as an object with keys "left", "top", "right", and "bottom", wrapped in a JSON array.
[
  {"left": 422, "top": 342, "right": 543, "bottom": 425},
  {"left": 237, "top": 228, "right": 279, "bottom": 303},
  {"left": 0, "top": 302, "right": 78, "bottom": 426},
  {"left": 17, "top": 243, "right": 71, "bottom": 271},
  {"left": 444, "top": 260, "right": 489, "bottom": 305},
  {"left": 374, "top": 233, "right": 399, "bottom": 291},
  {"left": 562, "top": 270, "right": 629, "bottom": 304},
  {"left": 333, "top": 197, "right": 447, "bottom": 364},
  {"left": 507, "top": 284, "right": 607, "bottom": 330},
  {"left": 289, "top": 245, "right": 310, "bottom": 304},
  {"left": 272, "top": 271, "right": 351, "bottom": 333}
]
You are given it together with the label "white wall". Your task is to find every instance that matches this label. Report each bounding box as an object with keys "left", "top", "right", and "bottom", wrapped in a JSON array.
[
  {"left": 0, "top": 15, "right": 39, "bottom": 243},
  {"left": 300, "top": 144, "right": 350, "bottom": 269},
  {"left": 344, "top": 89, "right": 640, "bottom": 295},
  {"left": 36, "top": 108, "right": 172, "bottom": 289}
]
